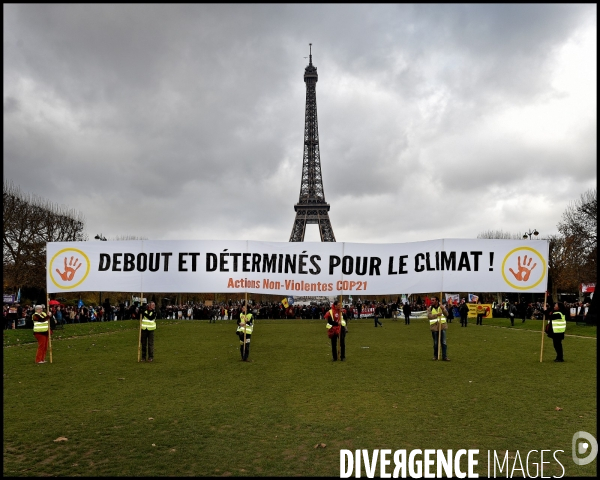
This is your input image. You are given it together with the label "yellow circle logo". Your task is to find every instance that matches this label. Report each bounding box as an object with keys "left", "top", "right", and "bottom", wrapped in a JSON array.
[
  {"left": 49, "top": 248, "right": 91, "bottom": 290},
  {"left": 501, "top": 247, "right": 546, "bottom": 291}
]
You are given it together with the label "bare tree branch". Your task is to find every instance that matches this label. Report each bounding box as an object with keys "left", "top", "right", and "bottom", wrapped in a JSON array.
[
  {"left": 3, "top": 180, "right": 87, "bottom": 291},
  {"left": 476, "top": 230, "right": 522, "bottom": 240},
  {"left": 556, "top": 187, "right": 597, "bottom": 288}
]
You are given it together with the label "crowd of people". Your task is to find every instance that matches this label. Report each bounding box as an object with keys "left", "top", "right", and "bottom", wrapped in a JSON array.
[
  {"left": 3, "top": 297, "right": 591, "bottom": 331},
  {"left": 6, "top": 294, "right": 592, "bottom": 367},
  {"left": 4, "top": 303, "right": 131, "bottom": 328},
  {"left": 486, "top": 299, "right": 590, "bottom": 324},
  {"left": 159, "top": 299, "right": 399, "bottom": 321}
]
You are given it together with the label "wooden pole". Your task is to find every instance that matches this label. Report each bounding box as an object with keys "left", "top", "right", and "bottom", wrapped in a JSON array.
[
  {"left": 539, "top": 291, "right": 548, "bottom": 363},
  {"left": 338, "top": 294, "right": 343, "bottom": 361},
  {"left": 437, "top": 292, "right": 443, "bottom": 361},
  {"left": 339, "top": 243, "right": 345, "bottom": 361},
  {"left": 243, "top": 292, "right": 248, "bottom": 359},
  {"left": 137, "top": 291, "right": 143, "bottom": 362},
  {"left": 47, "top": 293, "right": 53, "bottom": 364}
]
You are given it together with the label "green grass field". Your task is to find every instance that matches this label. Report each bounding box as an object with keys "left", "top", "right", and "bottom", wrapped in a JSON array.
[{"left": 3, "top": 318, "right": 597, "bottom": 477}]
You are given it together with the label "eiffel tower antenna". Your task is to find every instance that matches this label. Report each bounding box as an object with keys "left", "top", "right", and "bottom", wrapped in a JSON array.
[{"left": 289, "top": 45, "right": 336, "bottom": 242}]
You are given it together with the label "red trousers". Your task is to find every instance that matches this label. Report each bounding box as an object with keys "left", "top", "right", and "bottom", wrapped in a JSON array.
[{"left": 34, "top": 333, "right": 48, "bottom": 363}]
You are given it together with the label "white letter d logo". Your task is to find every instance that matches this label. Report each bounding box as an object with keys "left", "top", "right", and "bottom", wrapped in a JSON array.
[{"left": 572, "top": 431, "right": 598, "bottom": 466}]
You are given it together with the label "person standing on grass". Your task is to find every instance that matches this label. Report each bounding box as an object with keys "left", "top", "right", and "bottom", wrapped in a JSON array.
[
  {"left": 374, "top": 309, "right": 383, "bottom": 327},
  {"left": 475, "top": 300, "right": 485, "bottom": 325},
  {"left": 445, "top": 302, "right": 454, "bottom": 324},
  {"left": 428, "top": 297, "right": 449, "bottom": 361},
  {"left": 55, "top": 305, "right": 64, "bottom": 326},
  {"left": 140, "top": 302, "right": 157, "bottom": 362},
  {"left": 508, "top": 301, "right": 518, "bottom": 326},
  {"left": 33, "top": 305, "right": 55, "bottom": 364},
  {"left": 237, "top": 304, "right": 254, "bottom": 361},
  {"left": 459, "top": 298, "right": 469, "bottom": 327},
  {"left": 403, "top": 302, "right": 411, "bottom": 325},
  {"left": 547, "top": 302, "right": 567, "bottom": 362},
  {"left": 324, "top": 300, "right": 347, "bottom": 361}
]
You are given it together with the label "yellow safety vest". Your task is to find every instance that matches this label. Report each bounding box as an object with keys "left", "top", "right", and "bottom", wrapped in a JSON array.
[
  {"left": 33, "top": 312, "right": 49, "bottom": 332},
  {"left": 237, "top": 313, "right": 253, "bottom": 335},
  {"left": 551, "top": 312, "right": 566, "bottom": 333},
  {"left": 141, "top": 310, "right": 156, "bottom": 330},
  {"left": 429, "top": 306, "right": 447, "bottom": 325},
  {"left": 325, "top": 309, "right": 346, "bottom": 329}
]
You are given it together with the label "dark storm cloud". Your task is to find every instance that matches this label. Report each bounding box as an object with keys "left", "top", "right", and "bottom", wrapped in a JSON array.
[{"left": 3, "top": 4, "right": 596, "bottom": 242}]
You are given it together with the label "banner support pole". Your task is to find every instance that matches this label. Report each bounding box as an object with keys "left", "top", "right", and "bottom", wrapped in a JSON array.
[
  {"left": 338, "top": 293, "right": 343, "bottom": 361},
  {"left": 540, "top": 291, "right": 548, "bottom": 363},
  {"left": 243, "top": 292, "right": 248, "bottom": 359},
  {"left": 438, "top": 292, "right": 443, "bottom": 361},
  {"left": 137, "top": 291, "right": 143, "bottom": 362},
  {"left": 47, "top": 293, "right": 53, "bottom": 364}
]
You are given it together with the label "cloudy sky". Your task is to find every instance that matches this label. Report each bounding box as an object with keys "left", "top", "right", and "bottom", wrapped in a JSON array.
[{"left": 4, "top": 4, "right": 596, "bottom": 244}]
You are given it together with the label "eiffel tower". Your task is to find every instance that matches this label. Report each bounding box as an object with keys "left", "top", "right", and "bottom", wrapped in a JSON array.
[{"left": 289, "top": 44, "right": 336, "bottom": 242}]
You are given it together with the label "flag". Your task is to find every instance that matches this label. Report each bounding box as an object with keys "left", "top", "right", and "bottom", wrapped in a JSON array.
[
  {"left": 287, "top": 296, "right": 294, "bottom": 306},
  {"left": 468, "top": 294, "right": 479, "bottom": 303},
  {"left": 445, "top": 293, "right": 460, "bottom": 305},
  {"left": 282, "top": 297, "right": 289, "bottom": 309},
  {"left": 16, "top": 288, "right": 21, "bottom": 303},
  {"left": 581, "top": 283, "right": 595, "bottom": 293},
  {"left": 78, "top": 299, "right": 85, "bottom": 308}
]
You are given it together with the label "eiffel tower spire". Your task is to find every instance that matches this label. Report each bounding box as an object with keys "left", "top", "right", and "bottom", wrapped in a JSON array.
[{"left": 289, "top": 44, "right": 336, "bottom": 242}]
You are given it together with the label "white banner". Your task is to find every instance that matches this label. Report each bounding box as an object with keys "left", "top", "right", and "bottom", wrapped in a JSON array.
[
  {"left": 445, "top": 293, "right": 460, "bottom": 305},
  {"left": 46, "top": 239, "right": 549, "bottom": 295},
  {"left": 360, "top": 307, "right": 376, "bottom": 318}
]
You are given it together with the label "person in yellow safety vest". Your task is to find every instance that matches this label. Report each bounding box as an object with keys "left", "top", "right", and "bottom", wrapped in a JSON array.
[
  {"left": 237, "top": 304, "right": 254, "bottom": 361},
  {"left": 140, "top": 302, "right": 157, "bottom": 362},
  {"left": 324, "top": 300, "right": 347, "bottom": 361},
  {"left": 547, "top": 302, "right": 567, "bottom": 362},
  {"left": 33, "top": 305, "right": 55, "bottom": 364},
  {"left": 428, "top": 296, "right": 450, "bottom": 361}
]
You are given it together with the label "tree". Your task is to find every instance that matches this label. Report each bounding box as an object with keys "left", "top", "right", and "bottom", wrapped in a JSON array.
[
  {"left": 546, "top": 234, "right": 579, "bottom": 302},
  {"left": 556, "top": 188, "right": 597, "bottom": 293},
  {"left": 558, "top": 188, "right": 597, "bottom": 252},
  {"left": 113, "top": 235, "right": 148, "bottom": 241},
  {"left": 477, "top": 230, "right": 522, "bottom": 240},
  {"left": 3, "top": 181, "right": 87, "bottom": 292}
]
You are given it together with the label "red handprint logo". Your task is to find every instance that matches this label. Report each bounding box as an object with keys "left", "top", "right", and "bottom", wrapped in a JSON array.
[
  {"left": 49, "top": 248, "right": 90, "bottom": 289},
  {"left": 509, "top": 255, "right": 537, "bottom": 282},
  {"left": 56, "top": 256, "right": 82, "bottom": 282}
]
